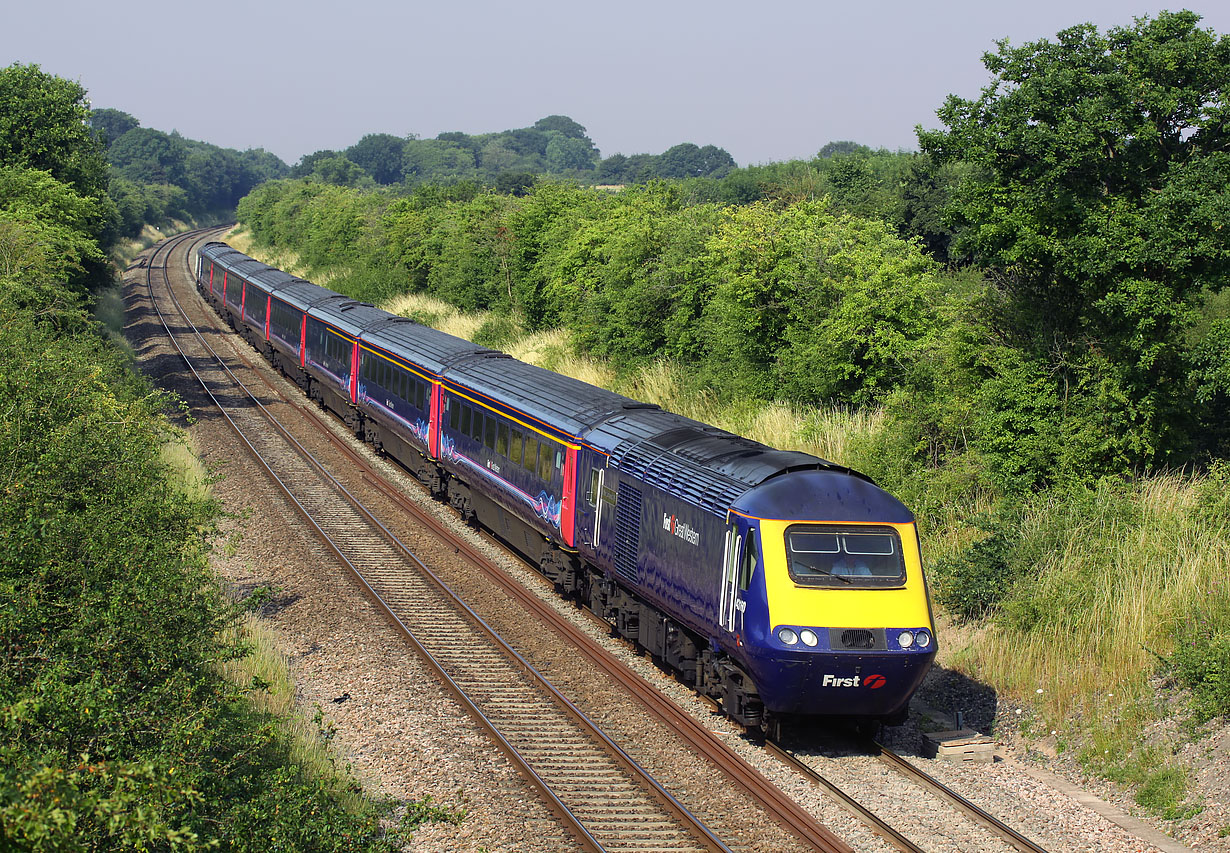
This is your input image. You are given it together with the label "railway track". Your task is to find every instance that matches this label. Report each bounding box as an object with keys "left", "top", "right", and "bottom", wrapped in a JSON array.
[
  {"left": 767, "top": 740, "right": 1049, "bottom": 853},
  {"left": 135, "top": 229, "right": 1057, "bottom": 853}
]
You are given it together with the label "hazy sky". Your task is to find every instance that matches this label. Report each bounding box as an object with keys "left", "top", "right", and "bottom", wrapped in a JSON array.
[{"left": 5, "top": 1, "right": 1230, "bottom": 168}]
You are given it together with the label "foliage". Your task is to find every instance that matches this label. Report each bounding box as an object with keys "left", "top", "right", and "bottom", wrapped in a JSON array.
[
  {"left": 919, "top": 10, "right": 1230, "bottom": 480},
  {"left": 0, "top": 63, "right": 110, "bottom": 201},
  {"left": 701, "top": 198, "right": 942, "bottom": 404},
  {"left": 346, "top": 133, "right": 407, "bottom": 185},
  {"left": 0, "top": 167, "right": 110, "bottom": 295},
  {"left": 89, "top": 107, "right": 288, "bottom": 239},
  {"left": 534, "top": 183, "right": 723, "bottom": 366},
  {"left": 109, "top": 127, "right": 187, "bottom": 186},
  {"left": 1170, "top": 628, "right": 1230, "bottom": 723},
  {"left": 88, "top": 108, "right": 139, "bottom": 148}
]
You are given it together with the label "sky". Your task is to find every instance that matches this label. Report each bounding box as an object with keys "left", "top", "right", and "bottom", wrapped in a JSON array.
[{"left": 5, "top": 1, "right": 1230, "bottom": 168}]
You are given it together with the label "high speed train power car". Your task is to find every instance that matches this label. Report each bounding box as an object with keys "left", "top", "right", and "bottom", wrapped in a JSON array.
[{"left": 197, "top": 241, "right": 937, "bottom": 733}]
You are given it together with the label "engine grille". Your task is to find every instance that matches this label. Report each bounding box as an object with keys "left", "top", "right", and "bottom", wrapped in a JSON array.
[{"left": 830, "top": 628, "right": 887, "bottom": 651}]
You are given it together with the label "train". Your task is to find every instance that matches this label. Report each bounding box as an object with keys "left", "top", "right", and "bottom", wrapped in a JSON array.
[{"left": 195, "top": 240, "right": 937, "bottom": 734}]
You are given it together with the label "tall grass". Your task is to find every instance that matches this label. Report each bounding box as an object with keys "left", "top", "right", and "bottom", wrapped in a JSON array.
[
  {"left": 951, "top": 473, "right": 1230, "bottom": 726},
  {"left": 216, "top": 616, "right": 373, "bottom": 810}
]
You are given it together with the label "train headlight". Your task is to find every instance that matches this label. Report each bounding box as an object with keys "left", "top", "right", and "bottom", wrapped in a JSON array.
[
  {"left": 777, "top": 628, "right": 799, "bottom": 646},
  {"left": 916, "top": 630, "right": 931, "bottom": 648},
  {"left": 799, "top": 629, "right": 819, "bottom": 647},
  {"left": 898, "top": 630, "right": 915, "bottom": 649}
]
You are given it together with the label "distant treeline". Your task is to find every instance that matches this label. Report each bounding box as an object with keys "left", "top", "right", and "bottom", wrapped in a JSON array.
[
  {"left": 89, "top": 107, "right": 289, "bottom": 239},
  {"left": 291, "top": 114, "right": 738, "bottom": 191}
]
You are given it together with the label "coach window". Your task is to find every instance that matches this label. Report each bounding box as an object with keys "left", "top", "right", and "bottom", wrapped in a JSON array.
[
  {"left": 509, "top": 430, "right": 523, "bottom": 466},
  {"left": 459, "top": 405, "right": 471, "bottom": 437},
  {"left": 538, "top": 440, "right": 555, "bottom": 482},
  {"left": 496, "top": 422, "right": 509, "bottom": 457},
  {"left": 484, "top": 415, "right": 497, "bottom": 451},
  {"left": 449, "top": 397, "right": 460, "bottom": 431},
  {"left": 523, "top": 435, "right": 538, "bottom": 473},
  {"left": 471, "top": 408, "right": 484, "bottom": 442},
  {"left": 587, "top": 469, "right": 599, "bottom": 505}
]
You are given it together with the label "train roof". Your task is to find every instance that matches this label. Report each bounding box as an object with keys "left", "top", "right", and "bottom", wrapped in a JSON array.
[
  {"left": 201, "top": 244, "right": 265, "bottom": 276},
  {"left": 442, "top": 353, "right": 638, "bottom": 442},
  {"left": 229, "top": 258, "right": 270, "bottom": 280},
  {"left": 589, "top": 407, "right": 859, "bottom": 517},
  {"left": 246, "top": 268, "right": 309, "bottom": 294},
  {"left": 361, "top": 317, "right": 491, "bottom": 377},
  {"left": 199, "top": 242, "right": 248, "bottom": 267},
  {"left": 732, "top": 468, "right": 913, "bottom": 524},
  {"left": 309, "top": 296, "right": 390, "bottom": 338},
  {"left": 270, "top": 281, "right": 337, "bottom": 312}
]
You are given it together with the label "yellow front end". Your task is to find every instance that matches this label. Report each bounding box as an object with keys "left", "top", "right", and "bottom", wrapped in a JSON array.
[{"left": 759, "top": 520, "right": 934, "bottom": 632}]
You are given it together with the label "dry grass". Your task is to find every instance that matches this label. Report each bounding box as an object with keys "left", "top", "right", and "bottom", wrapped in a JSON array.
[
  {"left": 381, "top": 292, "right": 485, "bottom": 340},
  {"left": 111, "top": 221, "right": 191, "bottom": 267},
  {"left": 225, "top": 227, "right": 319, "bottom": 282},
  {"left": 160, "top": 438, "right": 212, "bottom": 503},
  {"left": 946, "top": 472, "right": 1230, "bottom": 727}
]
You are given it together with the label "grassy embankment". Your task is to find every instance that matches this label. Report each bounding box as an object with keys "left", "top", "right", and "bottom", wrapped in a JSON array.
[{"left": 226, "top": 227, "right": 1230, "bottom": 820}]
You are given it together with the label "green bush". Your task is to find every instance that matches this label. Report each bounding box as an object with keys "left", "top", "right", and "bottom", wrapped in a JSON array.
[
  {"left": 1170, "top": 626, "right": 1230, "bottom": 723},
  {"left": 930, "top": 520, "right": 1025, "bottom": 621},
  {"left": 0, "top": 292, "right": 418, "bottom": 850}
]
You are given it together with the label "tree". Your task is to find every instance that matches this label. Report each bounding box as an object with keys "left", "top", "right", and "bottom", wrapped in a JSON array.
[
  {"left": 237, "top": 147, "right": 289, "bottom": 183},
  {"left": 310, "top": 156, "right": 373, "bottom": 188},
  {"left": 702, "top": 199, "right": 941, "bottom": 404},
  {"left": 345, "top": 133, "right": 407, "bottom": 184},
  {"left": 109, "top": 127, "right": 188, "bottom": 186},
  {"left": 545, "top": 135, "right": 597, "bottom": 172},
  {"left": 817, "top": 140, "right": 870, "bottom": 158},
  {"left": 291, "top": 149, "right": 340, "bottom": 178},
  {"left": 0, "top": 64, "right": 109, "bottom": 201},
  {"left": 402, "top": 139, "right": 477, "bottom": 184},
  {"left": 0, "top": 168, "right": 106, "bottom": 293},
  {"left": 494, "top": 171, "right": 537, "bottom": 196},
  {"left": 654, "top": 143, "right": 735, "bottom": 179},
  {"left": 919, "top": 11, "right": 1230, "bottom": 475},
  {"left": 89, "top": 107, "right": 139, "bottom": 147},
  {"left": 533, "top": 115, "right": 589, "bottom": 139}
]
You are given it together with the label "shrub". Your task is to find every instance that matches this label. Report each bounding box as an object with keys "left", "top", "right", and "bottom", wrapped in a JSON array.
[{"left": 1170, "top": 626, "right": 1230, "bottom": 723}]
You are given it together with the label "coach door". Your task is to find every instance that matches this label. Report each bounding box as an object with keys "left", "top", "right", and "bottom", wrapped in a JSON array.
[{"left": 719, "top": 518, "right": 757, "bottom": 635}]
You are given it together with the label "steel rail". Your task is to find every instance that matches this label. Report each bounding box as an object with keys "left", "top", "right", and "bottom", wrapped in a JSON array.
[{"left": 871, "top": 742, "right": 1050, "bottom": 853}]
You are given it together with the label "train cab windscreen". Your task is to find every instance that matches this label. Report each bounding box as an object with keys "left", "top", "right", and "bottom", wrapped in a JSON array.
[{"left": 785, "top": 525, "right": 906, "bottom": 587}]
